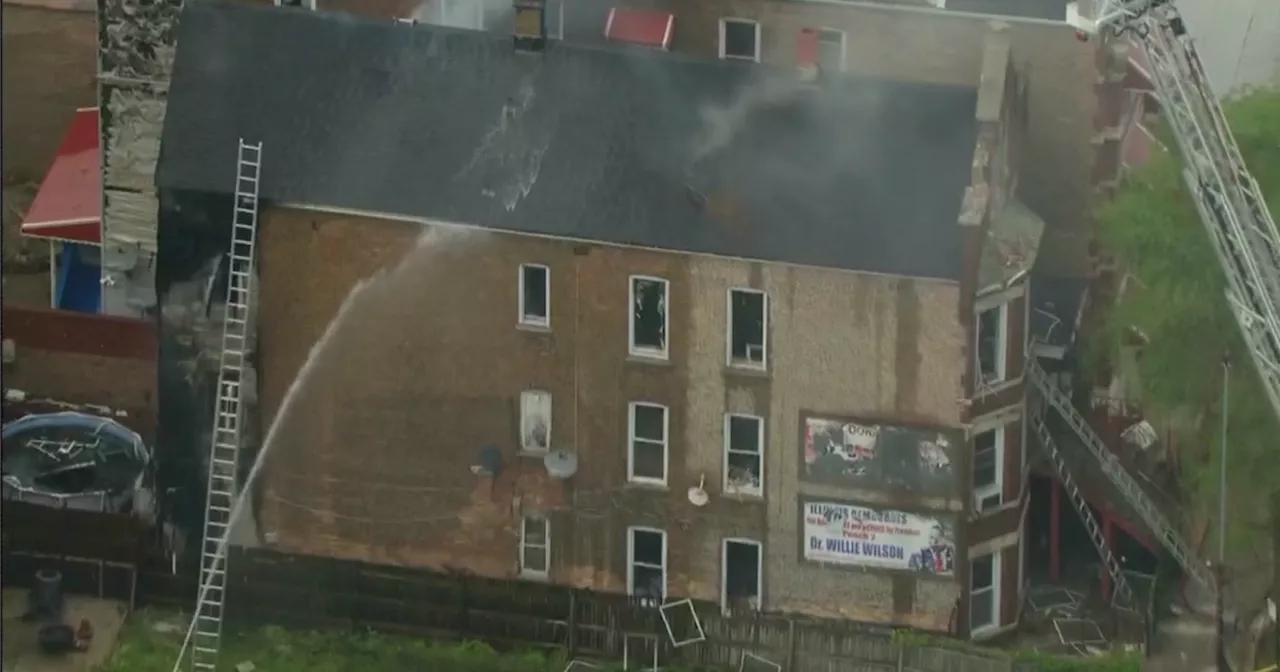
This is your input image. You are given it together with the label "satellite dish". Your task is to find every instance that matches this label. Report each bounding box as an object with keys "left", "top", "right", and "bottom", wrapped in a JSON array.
[
  {"left": 102, "top": 244, "right": 140, "bottom": 272},
  {"left": 543, "top": 450, "right": 578, "bottom": 479},
  {"left": 470, "top": 444, "right": 504, "bottom": 477},
  {"left": 687, "top": 473, "right": 709, "bottom": 507}
]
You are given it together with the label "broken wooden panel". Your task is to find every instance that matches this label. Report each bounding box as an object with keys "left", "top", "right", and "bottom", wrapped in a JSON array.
[
  {"left": 98, "top": 0, "right": 180, "bottom": 82},
  {"left": 104, "top": 189, "right": 158, "bottom": 253},
  {"left": 103, "top": 86, "right": 167, "bottom": 192}
]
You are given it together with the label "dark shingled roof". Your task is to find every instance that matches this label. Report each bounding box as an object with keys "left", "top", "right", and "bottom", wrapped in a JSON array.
[{"left": 158, "top": 1, "right": 980, "bottom": 279}]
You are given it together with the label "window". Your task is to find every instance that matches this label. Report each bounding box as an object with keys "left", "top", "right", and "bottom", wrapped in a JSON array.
[
  {"left": 976, "top": 303, "right": 1008, "bottom": 385},
  {"left": 275, "top": 0, "right": 316, "bottom": 8},
  {"left": 722, "top": 539, "right": 762, "bottom": 612},
  {"left": 520, "top": 516, "right": 549, "bottom": 577},
  {"left": 629, "top": 276, "right": 669, "bottom": 358},
  {"left": 970, "top": 551, "right": 1000, "bottom": 632},
  {"left": 628, "top": 403, "right": 668, "bottom": 484},
  {"left": 972, "top": 427, "right": 1003, "bottom": 512},
  {"left": 519, "top": 264, "right": 550, "bottom": 327},
  {"left": 719, "top": 18, "right": 760, "bottom": 61},
  {"left": 817, "top": 29, "right": 845, "bottom": 72},
  {"left": 727, "top": 289, "right": 767, "bottom": 368},
  {"left": 519, "top": 390, "right": 552, "bottom": 453},
  {"left": 628, "top": 527, "right": 667, "bottom": 601},
  {"left": 723, "top": 414, "right": 763, "bottom": 496}
]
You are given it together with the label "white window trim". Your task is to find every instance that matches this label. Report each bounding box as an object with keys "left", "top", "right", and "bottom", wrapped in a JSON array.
[
  {"left": 972, "top": 426, "right": 1004, "bottom": 514},
  {"left": 275, "top": 0, "right": 317, "bottom": 9},
  {"left": 721, "top": 538, "right": 763, "bottom": 612},
  {"left": 719, "top": 18, "right": 761, "bottom": 62},
  {"left": 722, "top": 413, "right": 764, "bottom": 496},
  {"left": 627, "top": 402, "right": 669, "bottom": 485},
  {"left": 518, "top": 389, "right": 552, "bottom": 454},
  {"left": 519, "top": 515, "right": 550, "bottom": 579},
  {"left": 518, "top": 263, "right": 551, "bottom": 328},
  {"left": 969, "top": 551, "right": 1002, "bottom": 634},
  {"left": 817, "top": 28, "right": 847, "bottom": 72},
  {"left": 627, "top": 526, "right": 667, "bottom": 600},
  {"left": 628, "top": 275, "right": 670, "bottom": 360},
  {"left": 725, "top": 288, "right": 769, "bottom": 370},
  {"left": 975, "top": 302, "right": 1009, "bottom": 386}
]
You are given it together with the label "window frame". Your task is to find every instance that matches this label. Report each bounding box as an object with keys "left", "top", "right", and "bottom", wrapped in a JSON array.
[
  {"left": 722, "top": 413, "right": 764, "bottom": 497},
  {"left": 627, "top": 402, "right": 670, "bottom": 485},
  {"left": 718, "top": 17, "right": 761, "bottom": 62},
  {"left": 518, "top": 263, "right": 551, "bottom": 328},
  {"left": 519, "top": 515, "right": 550, "bottom": 579},
  {"left": 969, "top": 551, "right": 1001, "bottom": 633},
  {"left": 627, "top": 526, "right": 668, "bottom": 600},
  {"left": 726, "top": 288, "right": 769, "bottom": 370},
  {"left": 975, "top": 302, "right": 1009, "bottom": 386},
  {"left": 518, "top": 389, "right": 553, "bottom": 454},
  {"left": 972, "top": 426, "right": 1004, "bottom": 513},
  {"left": 721, "top": 537, "right": 763, "bottom": 611},
  {"left": 816, "top": 27, "right": 846, "bottom": 72},
  {"left": 628, "top": 275, "right": 670, "bottom": 360},
  {"left": 274, "top": 0, "right": 317, "bottom": 9}
]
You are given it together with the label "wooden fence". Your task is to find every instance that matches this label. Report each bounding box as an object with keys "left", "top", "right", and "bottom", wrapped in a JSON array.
[{"left": 1, "top": 542, "right": 1136, "bottom": 671}]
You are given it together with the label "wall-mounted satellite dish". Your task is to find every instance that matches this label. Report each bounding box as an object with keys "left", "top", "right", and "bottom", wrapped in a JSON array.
[
  {"left": 687, "top": 474, "right": 709, "bottom": 507},
  {"left": 471, "top": 444, "right": 504, "bottom": 478},
  {"left": 543, "top": 450, "right": 578, "bottom": 479},
  {"left": 102, "top": 243, "right": 140, "bottom": 272}
]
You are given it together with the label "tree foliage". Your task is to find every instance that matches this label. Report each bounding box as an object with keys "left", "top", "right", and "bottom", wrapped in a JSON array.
[{"left": 1093, "top": 88, "right": 1280, "bottom": 554}]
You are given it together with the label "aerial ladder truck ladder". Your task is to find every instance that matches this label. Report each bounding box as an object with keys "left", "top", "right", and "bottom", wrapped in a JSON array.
[{"left": 1036, "top": 0, "right": 1280, "bottom": 612}]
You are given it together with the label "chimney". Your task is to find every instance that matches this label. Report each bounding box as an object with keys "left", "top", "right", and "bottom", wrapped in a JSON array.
[
  {"left": 796, "top": 28, "right": 819, "bottom": 81},
  {"left": 514, "top": 0, "right": 548, "bottom": 52}
]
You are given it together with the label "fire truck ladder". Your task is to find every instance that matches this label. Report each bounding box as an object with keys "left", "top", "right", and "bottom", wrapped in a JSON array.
[
  {"left": 1028, "top": 359, "right": 1214, "bottom": 595},
  {"left": 191, "top": 139, "right": 263, "bottom": 672},
  {"left": 1028, "top": 398, "right": 1133, "bottom": 608}
]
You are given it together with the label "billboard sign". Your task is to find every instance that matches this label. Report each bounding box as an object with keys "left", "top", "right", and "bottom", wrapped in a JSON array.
[
  {"left": 802, "top": 500, "right": 956, "bottom": 576},
  {"left": 802, "top": 416, "right": 958, "bottom": 495}
]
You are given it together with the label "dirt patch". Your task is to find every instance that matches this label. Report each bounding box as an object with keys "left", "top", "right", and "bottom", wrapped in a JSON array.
[{"left": 1, "top": 589, "right": 127, "bottom": 672}]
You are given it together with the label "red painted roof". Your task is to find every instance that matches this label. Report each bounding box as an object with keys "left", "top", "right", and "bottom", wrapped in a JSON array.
[
  {"left": 21, "top": 108, "right": 101, "bottom": 245},
  {"left": 604, "top": 8, "right": 674, "bottom": 50}
]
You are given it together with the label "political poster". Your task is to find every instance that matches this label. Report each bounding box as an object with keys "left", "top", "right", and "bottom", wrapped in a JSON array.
[{"left": 802, "top": 500, "right": 956, "bottom": 576}]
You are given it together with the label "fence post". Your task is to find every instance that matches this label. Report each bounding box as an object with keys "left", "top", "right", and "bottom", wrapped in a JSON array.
[
  {"left": 567, "top": 589, "right": 578, "bottom": 657},
  {"left": 785, "top": 618, "right": 797, "bottom": 672}
]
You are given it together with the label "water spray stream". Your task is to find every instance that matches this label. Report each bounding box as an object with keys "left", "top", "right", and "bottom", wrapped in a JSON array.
[{"left": 168, "top": 269, "right": 384, "bottom": 672}]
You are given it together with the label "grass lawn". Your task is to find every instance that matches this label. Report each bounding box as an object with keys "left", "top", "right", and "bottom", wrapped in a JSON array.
[{"left": 99, "top": 609, "right": 583, "bottom": 672}]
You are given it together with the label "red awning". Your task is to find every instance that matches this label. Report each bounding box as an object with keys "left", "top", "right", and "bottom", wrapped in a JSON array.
[
  {"left": 21, "top": 108, "right": 101, "bottom": 245},
  {"left": 604, "top": 8, "right": 674, "bottom": 51}
]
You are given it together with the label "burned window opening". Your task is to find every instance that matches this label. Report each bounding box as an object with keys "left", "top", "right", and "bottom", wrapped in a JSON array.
[
  {"left": 630, "top": 277, "right": 668, "bottom": 356},
  {"left": 729, "top": 289, "right": 766, "bottom": 367},
  {"left": 723, "top": 539, "right": 761, "bottom": 611},
  {"left": 724, "top": 414, "right": 763, "bottom": 495},
  {"left": 520, "top": 264, "right": 550, "bottom": 326},
  {"left": 629, "top": 527, "right": 667, "bottom": 602},
  {"left": 976, "top": 304, "right": 1006, "bottom": 385}
]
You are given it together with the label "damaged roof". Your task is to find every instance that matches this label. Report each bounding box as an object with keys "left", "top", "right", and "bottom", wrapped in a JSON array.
[{"left": 158, "top": 1, "right": 980, "bottom": 279}]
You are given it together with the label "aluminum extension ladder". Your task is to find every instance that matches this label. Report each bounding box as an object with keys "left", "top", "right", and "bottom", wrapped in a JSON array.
[
  {"left": 1026, "top": 358, "right": 1216, "bottom": 595},
  {"left": 1029, "top": 400, "right": 1133, "bottom": 608},
  {"left": 192, "top": 139, "right": 263, "bottom": 672}
]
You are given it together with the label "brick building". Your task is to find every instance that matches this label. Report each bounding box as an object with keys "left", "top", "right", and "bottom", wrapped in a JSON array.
[{"left": 154, "top": 0, "right": 1043, "bottom": 637}]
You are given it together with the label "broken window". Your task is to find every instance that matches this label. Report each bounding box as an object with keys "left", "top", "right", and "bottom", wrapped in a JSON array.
[
  {"left": 728, "top": 289, "right": 767, "bottom": 367},
  {"left": 628, "top": 527, "right": 667, "bottom": 601},
  {"left": 720, "top": 18, "right": 760, "bottom": 61},
  {"left": 628, "top": 402, "right": 668, "bottom": 484},
  {"left": 519, "top": 390, "right": 552, "bottom": 454},
  {"left": 630, "top": 277, "right": 669, "bottom": 358},
  {"left": 722, "top": 539, "right": 762, "bottom": 612},
  {"left": 972, "top": 427, "right": 1003, "bottom": 512},
  {"left": 519, "top": 264, "right": 551, "bottom": 327},
  {"left": 976, "top": 303, "right": 1008, "bottom": 385},
  {"left": 969, "top": 551, "right": 999, "bottom": 631},
  {"left": 724, "top": 414, "right": 763, "bottom": 496},
  {"left": 520, "top": 515, "right": 550, "bottom": 577},
  {"left": 817, "top": 28, "right": 845, "bottom": 71}
]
